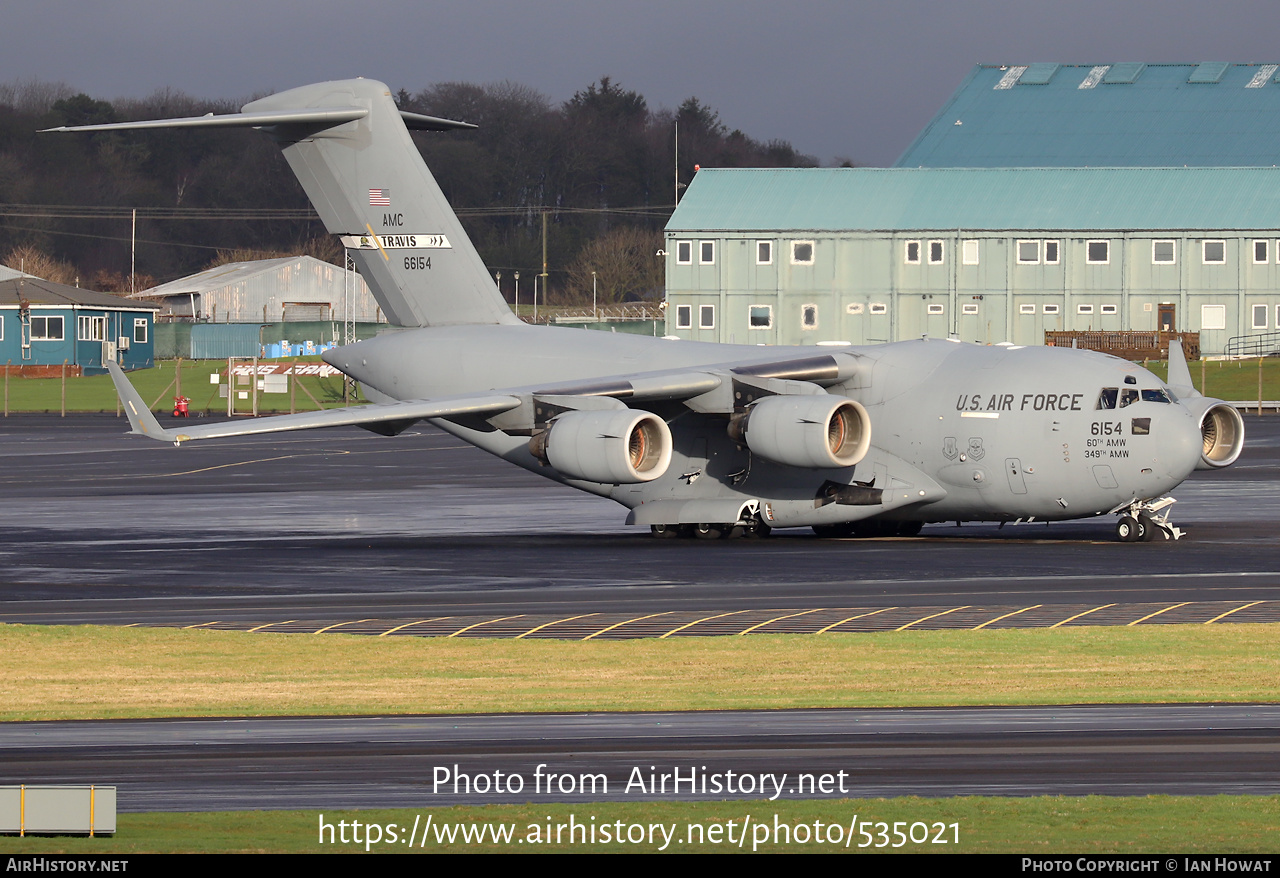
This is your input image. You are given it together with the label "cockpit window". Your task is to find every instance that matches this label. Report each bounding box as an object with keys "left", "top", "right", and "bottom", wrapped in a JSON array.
[
  {"left": 1141, "top": 389, "right": 1171, "bottom": 404},
  {"left": 1096, "top": 388, "right": 1118, "bottom": 410},
  {"left": 1119, "top": 388, "right": 1140, "bottom": 408}
]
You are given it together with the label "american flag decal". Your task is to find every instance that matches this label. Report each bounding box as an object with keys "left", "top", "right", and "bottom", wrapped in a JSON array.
[{"left": 369, "top": 188, "right": 391, "bottom": 206}]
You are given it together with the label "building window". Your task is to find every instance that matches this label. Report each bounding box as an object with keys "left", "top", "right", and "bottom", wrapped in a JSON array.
[
  {"left": 77, "top": 315, "right": 107, "bottom": 341},
  {"left": 927, "top": 303, "right": 945, "bottom": 315},
  {"left": 1019, "top": 303, "right": 1036, "bottom": 315},
  {"left": 1253, "top": 303, "right": 1269, "bottom": 330},
  {"left": 846, "top": 303, "right": 864, "bottom": 315},
  {"left": 1255, "top": 240, "right": 1269, "bottom": 264},
  {"left": 699, "top": 241, "right": 715, "bottom": 265},
  {"left": 749, "top": 305, "right": 772, "bottom": 328},
  {"left": 30, "top": 316, "right": 64, "bottom": 341},
  {"left": 676, "top": 241, "right": 692, "bottom": 264},
  {"left": 1043, "top": 304, "right": 1060, "bottom": 315},
  {"left": 869, "top": 303, "right": 887, "bottom": 315},
  {"left": 699, "top": 304, "right": 715, "bottom": 329},
  {"left": 1101, "top": 304, "right": 1118, "bottom": 315},
  {"left": 1044, "top": 240, "right": 1060, "bottom": 264},
  {"left": 905, "top": 241, "right": 920, "bottom": 264},
  {"left": 928, "top": 240, "right": 944, "bottom": 264},
  {"left": 1078, "top": 304, "right": 1095, "bottom": 315},
  {"left": 133, "top": 318, "right": 148, "bottom": 344},
  {"left": 1152, "top": 240, "right": 1175, "bottom": 264},
  {"left": 791, "top": 240, "right": 814, "bottom": 265},
  {"left": 1086, "top": 241, "right": 1110, "bottom": 264},
  {"left": 962, "top": 303, "right": 979, "bottom": 315},
  {"left": 801, "top": 304, "right": 818, "bottom": 329},
  {"left": 675, "top": 304, "right": 692, "bottom": 329},
  {"left": 1203, "top": 240, "right": 1226, "bottom": 264},
  {"left": 1201, "top": 304, "right": 1227, "bottom": 330},
  {"left": 1017, "top": 240, "right": 1040, "bottom": 264},
  {"left": 756, "top": 241, "right": 772, "bottom": 265},
  {"left": 962, "top": 239, "right": 979, "bottom": 265}
]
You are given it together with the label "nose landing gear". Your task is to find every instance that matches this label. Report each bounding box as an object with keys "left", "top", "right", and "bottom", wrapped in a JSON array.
[{"left": 1116, "top": 497, "right": 1181, "bottom": 542}]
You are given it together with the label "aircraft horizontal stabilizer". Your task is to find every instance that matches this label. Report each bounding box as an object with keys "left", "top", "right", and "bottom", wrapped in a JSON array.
[
  {"left": 105, "top": 361, "right": 518, "bottom": 445},
  {"left": 42, "top": 108, "right": 474, "bottom": 135}
]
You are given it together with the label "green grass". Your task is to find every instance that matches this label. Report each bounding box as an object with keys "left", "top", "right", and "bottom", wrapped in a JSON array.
[
  {"left": 1144, "top": 356, "right": 1280, "bottom": 402},
  {"left": 0, "top": 358, "right": 360, "bottom": 414},
  {"left": 3, "top": 623, "right": 1278, "bottom": 722},
  {"left": 2, "top": 797, "right": 1276, "bottom": 853}
]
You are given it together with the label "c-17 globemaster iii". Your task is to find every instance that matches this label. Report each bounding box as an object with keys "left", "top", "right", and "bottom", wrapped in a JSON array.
[{"left": 49, "top": 78, "right": 1244, "bottom": 541}]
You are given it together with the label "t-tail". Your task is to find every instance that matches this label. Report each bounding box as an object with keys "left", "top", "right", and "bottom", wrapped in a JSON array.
[{"left": 45, "top": 79, "right": 517, "bottom": 329}]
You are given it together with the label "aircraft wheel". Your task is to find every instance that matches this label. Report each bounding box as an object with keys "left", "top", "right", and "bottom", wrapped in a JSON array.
[
  {"left": 1116, "top": 515, "right": 1142, "bottom": 542},
  {"left": 1139, "top": 513, "right": 1167, "bottom": 541},
  {"left": 898, "top": 521, "right": 924, "bottom": 537},
  {"left": 693, "top": 522, "right": 724, "bottom": 540},
  {"left": 743, "top": 521, "right": 771, "bottom": 539},
  {"left": 723, "top": 525, "right": 745, "bottom": 540},
  {"left": 650, "top": 524, "right": 680, "bottom": 539}
]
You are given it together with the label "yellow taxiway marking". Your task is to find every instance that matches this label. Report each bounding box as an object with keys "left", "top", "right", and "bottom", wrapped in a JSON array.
[
  {"left": 247, "top": 620, "right": 296, "bottom": 633},
  {"left": 814, "top": 607, "right": 896, "bottom": 635},
  {"left": 896, "top": 606, "right": 969, "bottom": 631},
  {"left": 973, "top": 605, "right": 1042, "bottom": 630},
  {"left": 1204, "top": 601, "right": 1266, "bottom": 624},
  {"left": 378, "top": 617, "right": 452, "bottom": 637},
  {"left": 582, "top": 612, "right": 673, "bottom": 641},
  {"left": 514, "top": 614, "right": 599, "bottom": 640},
  {"left": 181, "top": 621, "right": 219, "bottom": 629},
  {"left": 737, "top": 608, "right": 826, "bottom": 636},
  {"left": 313, "top": 619, "right": 375, "bottom": 634},
  {"left": 1049, "top": 604, "right": 1116, "bottom": 628},
  {"left": 658, "top": 610, "right": 750, "bottom": 639},
  {"left": 1127, "top": 602, "right": 1190, "bottom": 626},
  {"left": 446, "top": 615, "right": 524, "bottom": 638}
]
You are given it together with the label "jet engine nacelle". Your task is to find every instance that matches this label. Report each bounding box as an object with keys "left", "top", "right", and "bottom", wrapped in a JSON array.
[
  {"left": 530, "top": 409, "right": 672, "bottom": 484},
  {"left": 729, "top": 394, "right": 871, "bottom": 469},
  {"left": 1181, "top": 398, "right": 1245, "bottom": 470}
]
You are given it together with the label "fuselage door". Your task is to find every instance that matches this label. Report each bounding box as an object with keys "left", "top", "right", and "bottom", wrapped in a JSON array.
[{"left": 1005, "top": 458, "right": 1028, "bottom": 494}]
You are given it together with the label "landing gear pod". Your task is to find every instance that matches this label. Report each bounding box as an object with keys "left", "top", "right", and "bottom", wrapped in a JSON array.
[
  {"left": 1195, "top": 402, "right": 1245, "bottom": 469},
  {"left": 531, "top": 409, "right": 672, "bottom": 484},
  {"left": 729, "top": 395, "right": 871, "bottom": 469}
]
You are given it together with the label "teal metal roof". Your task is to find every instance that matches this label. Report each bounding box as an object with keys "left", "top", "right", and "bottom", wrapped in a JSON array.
[
  {"left": 666, "top": 167, "right": 1280, "bottom": 232},
  {"left": 896, "top": 63, "right": 1280, "bottom": 168}
]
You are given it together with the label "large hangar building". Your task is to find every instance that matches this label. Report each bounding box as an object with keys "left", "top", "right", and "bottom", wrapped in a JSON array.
[{"left": 664, "top": 63, "right": 1280, "bottom": 354}]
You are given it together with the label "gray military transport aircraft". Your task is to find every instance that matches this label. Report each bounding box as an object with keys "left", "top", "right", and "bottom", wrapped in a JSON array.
[{"left": 50, "top": 78, "right": 1244, "bottom": 541}]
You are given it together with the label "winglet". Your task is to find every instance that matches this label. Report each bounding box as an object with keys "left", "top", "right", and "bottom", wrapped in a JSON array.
[
  {"left": 1166, "top": 338, "right": 1200, "bottom": 399},
  {"left": 106, "top": 361, "right": 177, "bottom": 441}
]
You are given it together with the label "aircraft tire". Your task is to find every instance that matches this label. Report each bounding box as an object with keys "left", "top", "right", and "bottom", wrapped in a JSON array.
[
  {"left": 1116, "top": 515, "right": 1142, "bottom": 542},
  {"left": 1138, "top": 513, "right": 1167, "bottom": 541},
  {"left": 744, "top": 521, "right": 771, "bottom": 539},
  {"left": 650, "top": 524, "right": 680, "bottom": 539},
  {"left": 693, "top": 522, "right": 724, "bottom": 540}
]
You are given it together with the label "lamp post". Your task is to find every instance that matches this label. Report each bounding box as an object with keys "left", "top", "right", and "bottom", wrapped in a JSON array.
[
  {"left": 592, "top": 271, "right": 597, "bottom": 321},
  {"left": 514, "top": 271, "right": 520, "bottom": 321}
]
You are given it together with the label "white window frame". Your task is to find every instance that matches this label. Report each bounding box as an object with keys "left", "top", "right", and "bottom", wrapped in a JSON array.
[
  {"left": 1043, "top": 303, "right": 1060, "bottom": 315},
  {"left": 1017, "top": 240, "right": 1040, "bottom": 264},
  {"left": 800, "top": 303, "right": 818, "bottom": 330},
  {"left": 1086, "top": 240, "right": 1110, "bottom": 265},
  {"left": 30, "top": 315, "right": 64, "bottom": 341},
  {"left": 756, "top": 240, "right": 772, "bottom": 265},
  {"left": 846, "top": 302, "right": 864, "bottom": 315},
  {"left": 1253, "top": 303, "right": 1269, "bottom": 330},
  {"left": 904, "top": 240, "right": 920, "bottom": 264},
  {"left": 1101, "top": 304, "right": 1118, "bottom": 315},
  {"left": 1254, "top": 240, "right": 1270, "bottom": 264},
  {"left": 1043, "top": 240, "right": 1060, "bottom": 265},
  {"left": 676, "top": 241, "right": 692, "bottom": 265},
  {"left": 133, "top": 318, "right": 148, "bottom": 344},
  {"left": 927, "top": 303, "right": 945, "bottom": 315},
  {"left": 1151, "top": 240, "right": 1176, "bottom": 265},
  {"left": 77, "top": 314, "right": 107, "bottom": 342},
  {"left": 1077, "top": 303, "right": 1095, "bottom": 315},
  {"left": 1201, "top": 304, "right": 1227, "bottom": 330},
  {"left": 1276, "top": 304, "right": 1280, "bottom": 329},
  {"left": 869, "top": 303, "right": 888, "bottom": 315},
  {"left": 1019, "top": 303, "right": 1036, "bottom": 315},
  {"left": 928, "top": 240, "right": 944, "bottom": 265},
  {"left": 790, "top": 240, "right": 815, "bottom": 265},
  {"left": 1202, "top": 239, "right": 1226, "bottom": 265},
  {"left": 962, "top": 239, "right": 979, "bottom": 265},
  {"left": 699, "top": 240, "right": 716, "bottom": 265},
  {"left": 0, "top": 315, "right": 4, "bottom": 341},
  {"left": 675, "top": 304, "right": 692, "bottom": 329},
  {"left": 698, "top": 304, "right": 715, "bottom": 330},
  {"left": 962, "top": 303, "right": 979, "bottom": 315},
  {"left": 749, "top": 304, "right": 773, "bottom": 329}
]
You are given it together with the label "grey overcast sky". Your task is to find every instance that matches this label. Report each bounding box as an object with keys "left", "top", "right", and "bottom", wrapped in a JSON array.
[{"left": 4, "top": 0, "right": 1280, "bottom": 166}]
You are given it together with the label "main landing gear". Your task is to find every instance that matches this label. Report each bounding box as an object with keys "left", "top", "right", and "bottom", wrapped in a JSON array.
[
  {"left": 1116, "top": 497, "right": 1182, "bottom": 542},
  {"left": 650, "top": 520, "right": 772, "bottom": 540}
]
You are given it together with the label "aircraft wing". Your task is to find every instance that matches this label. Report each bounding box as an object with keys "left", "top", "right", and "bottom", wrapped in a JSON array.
[{"left": 106, "top": 361, "right": 520, "bottom": 444}]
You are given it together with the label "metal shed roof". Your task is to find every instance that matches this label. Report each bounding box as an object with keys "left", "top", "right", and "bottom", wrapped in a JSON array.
[
  {"left": 666, "top": 167, "right": 1280, "bottom": 232},
  {"left": 0, "top": 277, "right": 158, "bottom": 310},
  {"left": 138, "top": 256, "right": 315, "bottom": 296},
  {"left": 896, "top": 63, "right": 1280, "bottom": 168}
]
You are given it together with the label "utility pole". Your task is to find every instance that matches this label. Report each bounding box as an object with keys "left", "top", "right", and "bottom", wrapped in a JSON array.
[{"left": 540, "top": 211, "right": 550, "bottom": 307}]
